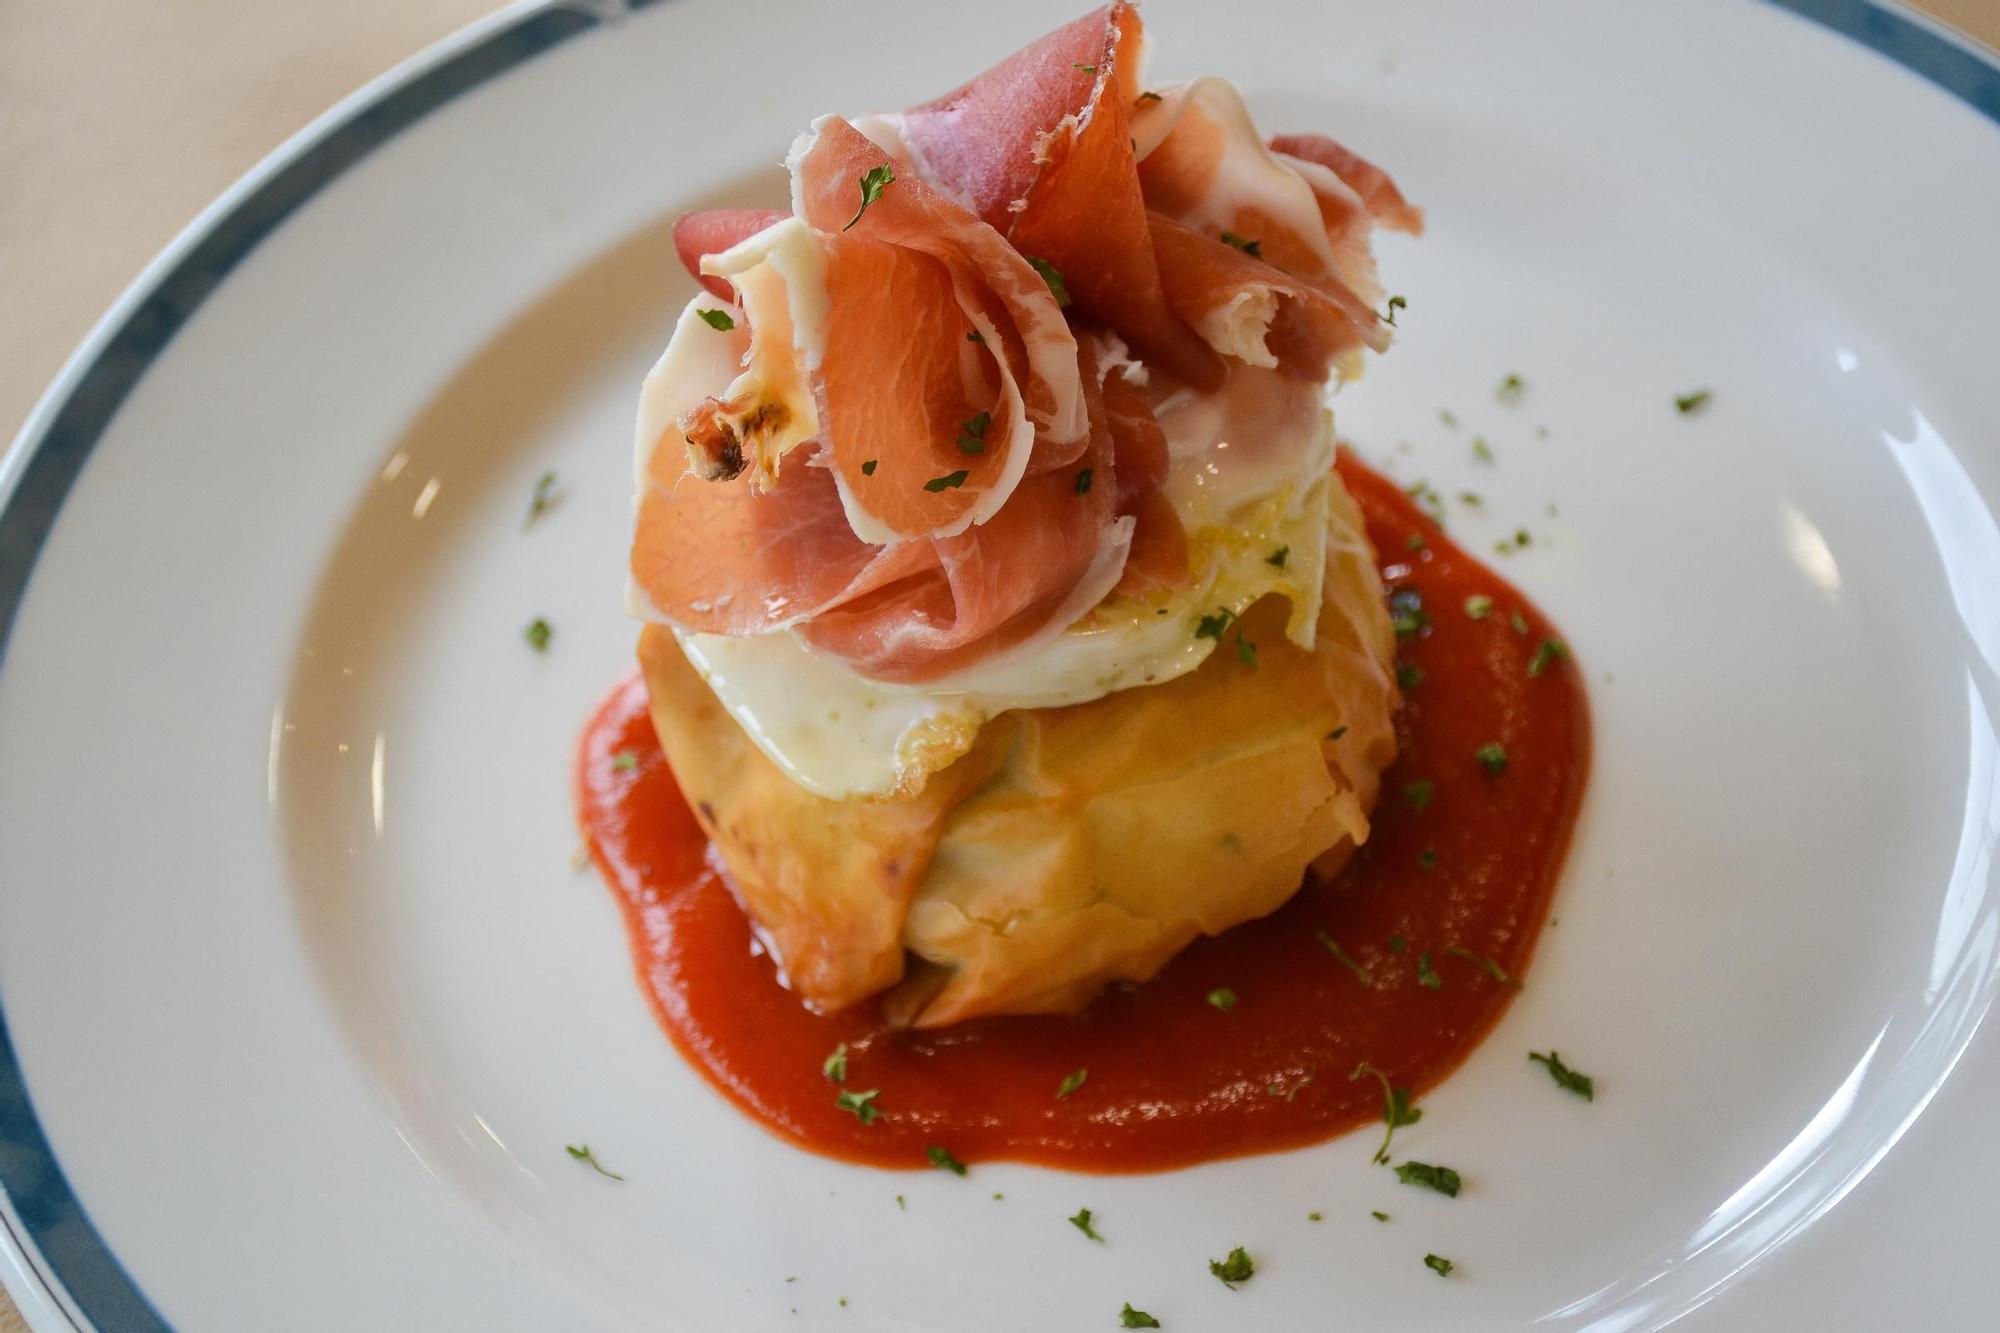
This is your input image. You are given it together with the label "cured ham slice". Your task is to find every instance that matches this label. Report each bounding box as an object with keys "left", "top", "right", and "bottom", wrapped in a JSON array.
[
  {"left": 888, "top": 3, "right": 1223, "bottom": 390},
  {"left": 1269, "top": 133, "right": 1425, "bottom": 236},
  {"left": 673, "top": 208, "right": 786, "bottom": 301},
  {"left": 1148, "top": 211, "right": 1384, "bottom": 381}
]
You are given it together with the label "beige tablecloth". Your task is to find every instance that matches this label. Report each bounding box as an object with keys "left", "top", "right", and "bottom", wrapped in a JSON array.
[{"left": 0, "top": 2, "right": 1993, "bottom": 1329}]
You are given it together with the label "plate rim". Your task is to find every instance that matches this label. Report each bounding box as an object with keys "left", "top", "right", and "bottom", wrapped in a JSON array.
[{"left": 0, "top": 1, "right": 1994, "bottom": 1328}]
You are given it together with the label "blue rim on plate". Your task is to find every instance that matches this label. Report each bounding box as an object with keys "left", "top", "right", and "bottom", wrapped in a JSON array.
[{"left": 0, "top": 1, "right": 1993, "bottom": 1327}]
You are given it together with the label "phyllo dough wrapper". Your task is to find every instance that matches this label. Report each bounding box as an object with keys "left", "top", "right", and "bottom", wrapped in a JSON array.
[{"left": 638, "top": 479, "right": 1397, "bottom": 1027}]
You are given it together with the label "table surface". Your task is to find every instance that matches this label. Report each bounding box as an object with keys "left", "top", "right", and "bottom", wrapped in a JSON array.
[{"left": 1, "top": 2, "right": 1994, "bottom": 1330}]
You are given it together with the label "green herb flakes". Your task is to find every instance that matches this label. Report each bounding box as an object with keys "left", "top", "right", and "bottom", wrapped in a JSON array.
[
  {"left": 565, "top": 1143, "right": 623, "bottom": 1181},
  {"left": 1425, "top": 1253, "right": 1456, "bottom": 1277},
  {"left": 1403, "top": 779, "right": 1435, "bottom": 811},
  {"left": 924, "top": 469, "right": 971, "bottom": 493},
  {"left": 1446, "top": 945, "right": 1518, "bottom": 987},
  {"left": 1207, "top": 987, "right": 1239, "bottom": 1012},
  {"left": 1209, "top": 1246, "right": 1255, "bottom": 1287},
  {"left": 611, "top": 750, "right": 639, "bottom": 773},
  {"left": 1119, "top": 1303, "right": 1161, "bottom": 1328},
  {"left": 843, "top": 164, "right": 894, "bottom": 231},
  {"left": 1528, "top": 638, "right": 1570, "bottom": 677},
  {"left": 1075, "top": 467, "right": 1094, "bottom": 495},
  {"left": 1395, "top": 1161, "right": 1462, "bottom": 1196},
  {"left": 925, "top": 1145, "right": 968, "bottom": 1175},
  {"left": 1316, "top": 931, "right": 1375, "bottom": 987},
  {"left": 822, "top": 1042, "right": 848, "bottom": 1083},
  {"left": 860, "top": 459, "right": 878, "bottom": 476},
  {"left": 1350, "top": 1062, "right": 1421, "bottom": 1164},
  {"left": 835, "top": 1089, "right": 881, "bottom": 1124},
  {"left": 1220, "top": 231, "right": 1263, "bottom": 258},
  {"left": 525, "top": 469, "right": 564, "bottom": 527},
  {"left": 524, "top": 618, "right": 552, "bottom": 652},
  {"left": 1266, "top": 546, "right": 1290, "bottom": 569},
  {"left": 1464, "top": 594, "right": 1494, "bottom": 619},
  {"left": 1675, "top": 388, "right": 1713, "bottom": 414},
  {"left": 1397, "top": 663, "right": 1425, "bottom": 689},
  {"left": 1417, "top": 952, "right": 1443, "bottom": 990},
  {"left": 1026, "top": 256, "right": 1072, "bottom": 307},
  {"left": 1529, "top": 1050, "right": 1596, "bottom": 1101},
  {"left": 1385, "top": 294, "right": 1407, "bottom": 326},
  {"left": 696, "top": 307, "right": 735, "bottom": 332},
  {"left": 1069, "top": 1207, "right": 1105, "bottom": 1241},
  {"left": 1057, "top": 1068, "right": 1089, "bottom": 1099},
  {"left": 957, "top": 411, "right": 990, "bottom": 454},
  {"left": 1496, "top": 372, "right": 1525, "bottom": 403},
  {"left": 1475, "top": 741, "right": 1509, "bottom": 775}
]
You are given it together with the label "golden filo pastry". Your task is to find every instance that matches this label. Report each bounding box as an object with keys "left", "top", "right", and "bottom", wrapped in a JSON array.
[{"left": 638, "top": 474, "right": 1398, "bottom": 1028}]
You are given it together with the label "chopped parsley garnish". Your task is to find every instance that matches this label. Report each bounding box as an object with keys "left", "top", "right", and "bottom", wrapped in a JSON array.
[
  {"left": 1266, "top": 545, "right": 1290, "bottom": 569},
  {"left": 1057, "top": 1068, "right": 1089, "bottom": 1099},
  {"left": 926, "top": 1145, "right": 968, "bottom": 1175},
  {"left": 1402, "top": 779, "right": 1435, "bottom": 811},
  {"left": 1196, "top": 609, "right": 1235, "bottom": 640},
  {"left": 1387, "top": 935, "right": 1408, "bottom": 953},
  {"left": 1471, "top": 436, "right": 1495, "bottom": 463},
  {"left": 1119, "top": 1303, "right": 1161, "bottom": 1328},
  {"left": 1073, "top": 62, "right": 1098, "bottom": 73},
  {"left": 1396, "top": 1161, "right": 1462, "bottom": 1197},
  {"left": 1446, "top": 944, "right": 1519, "bottom": 987},
  {"left": 957, "top": 411, "right": 990, "bottom": 454},
  {"left": 1236, "top": 634, "right": 1258, "bottom": 667},
  {"left": 1416, "top": 951, "right": 1443, "bottom": 990},
  {"left": 860, "top": 459, "right": 877, "bottom": 476},
  {"left": 1527, "top": 638, "right": 1570, "bottom": 677},
  {"left": 924, "top": 469, "right": 971, "bottom": 492},
  {"left": 1496, "top": 372, "right": 1525, "bottom": 403},
  {"left": 1069, "top": 1207, "right": 1105, "bottom": 1241},
  {"left": 1474, "top": 741, "right": 1509, "bottom": 775},
  {"left": 565, "top": 1143, "right": 623, "bottom": 1180},
  {"left": 1075, "top": 467, "right": 1094, "bottom": 495},
  {"left": 525, "top": 469, "right": 564, "bottom": 527},
  {"left": 1417, "top": 847, "right": 1438, "bottom": 872},
  {"left": 1389, "top": 587, "right": 1430, "bottom": 636},
  {"left": 1137, "top": 90, "right": 1164, "bottom": 104},
  {"left": 1425, "top": 1253, "right": 1456, "bottom": 1277},
  {"left": 843, "top": 163, "right": 895, "bottom": 231},
  {"left": 1405, "top": 533, "right": 1426, "bottom": 551},
  {"left": 1220, "top": 231, "right": 1263, "bottom": 258},
  {"left": 612, "top": 750, "right": 639, "bottom": 773},
  {"left": 1326, "top": 726, "right": 1349, "bottom": 741},
  {"left": 1396, "top": 663, "right": 1425, "bottom": 690},
  {"left": 1371, "top": 1210, "right": 1390, "bottom": 1222},
  {"left": 835, "top": 1088, "right": 882, "bottom": 1124},
  {"left": 1384, "top": 294, "right": 1406, "bottom": 326},
  {"left": 1463, "top": 594, "right": 1494, "bottom": 619},
  {"left": 1675, "top": 388, "right": 1713, "bottom": 414},
  {"left": 696, "top": 307, "right": 735, "bottom": 331},
  {"left": 1316, "top": 931, "right": 1375, "bottom": 987},
  {"left": 1438, "top": 408, "right": 1459, "bottom": 429},
  {"left": 1350, "top": 1062, "right": 1420, "bottom": 1164},
  {"left": 896, "top": 1194, "right": 906, "bottom": 1210},
  {"left": 1208, "top": 1247, "right": 1255, "bottom": 1287},
  {"left": 1207, "top": 986, "right": 1239, "bottom": 1012},
  {"left": 1276, "top": 1066, "right": 1317, "bottom": 1102},
  {"left": 1026, "top": 256, "right": 1072, "bottom": 307},
  {"left": 966, "top": 328, "right": 986, "bottom": 344},
  {"left": 1529, "top": 1050, "right": 1596, "bottom": 1101},
  {"left": 822, "top": 1042, "right": 848, "bottom": 1083},
  {"left": 524, "top": 617, "right": 552, "bottom": 652},
  {"left": 1458, "top": 490, "right": 1484, "bottom": 507},
  {"left": 1509, "top": 610, "right": 1530, "bottom": 635}
]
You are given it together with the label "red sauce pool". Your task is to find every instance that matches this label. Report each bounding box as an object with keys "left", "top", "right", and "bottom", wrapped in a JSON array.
[{"left": 576, "top": 454, "right": 1590, "bottom": 1172}]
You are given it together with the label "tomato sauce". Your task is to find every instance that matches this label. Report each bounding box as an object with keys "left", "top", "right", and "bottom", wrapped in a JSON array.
[{"left": 576, "top": 454, "right": 1589, "bottom": 1172}]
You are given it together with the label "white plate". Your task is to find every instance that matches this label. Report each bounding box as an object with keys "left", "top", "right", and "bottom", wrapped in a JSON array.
[{"left": 4, "top": 1, "right": 1998, "bottom": 1328}]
